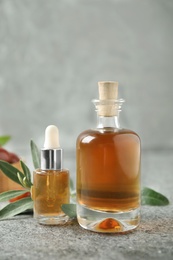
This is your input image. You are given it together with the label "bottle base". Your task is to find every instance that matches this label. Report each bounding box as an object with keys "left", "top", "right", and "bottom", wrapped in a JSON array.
[
  {"left": 77, "top": 204, "right": 140, "bottom": 233},
  {"left": 35, "top": 214, "right": 69, "bottom": 225}
]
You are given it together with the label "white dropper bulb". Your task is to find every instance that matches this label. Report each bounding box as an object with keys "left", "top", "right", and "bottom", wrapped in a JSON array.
[{"left": 44, "top": 125, "right": 60, "bottom": 149}]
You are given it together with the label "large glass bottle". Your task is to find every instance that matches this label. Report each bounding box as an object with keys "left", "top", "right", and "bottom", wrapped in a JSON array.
[{"left": 76, "top": 81, "right": 141, "bottom": 233}]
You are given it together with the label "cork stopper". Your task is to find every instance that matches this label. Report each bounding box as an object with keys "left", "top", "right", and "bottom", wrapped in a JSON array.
[
  {"left": 98, "top": 81, "right": 118, "bottom": 100},
  {"left": 96, "top": 81, "right": 119, "bottom": 116}
]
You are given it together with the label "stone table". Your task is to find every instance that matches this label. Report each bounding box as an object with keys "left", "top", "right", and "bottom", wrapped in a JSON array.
[{"left": 0, "top": 151, "right": 173, "bottom": 260}]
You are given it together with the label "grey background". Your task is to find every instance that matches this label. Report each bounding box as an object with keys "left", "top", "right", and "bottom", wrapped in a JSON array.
[{"left": 0, "top": 0, "right": 173, "bottom": 174}]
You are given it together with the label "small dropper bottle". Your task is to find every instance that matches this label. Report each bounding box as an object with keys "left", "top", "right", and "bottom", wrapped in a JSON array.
[{"left": 33, "top": 125, "right": 70, "bottom": 225}]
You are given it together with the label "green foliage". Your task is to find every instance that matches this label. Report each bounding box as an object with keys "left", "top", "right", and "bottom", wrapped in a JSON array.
[
  {"left": 0, "top": 161, "right": 24, "bottom": 185},
  {"left": 0, "top": 190, "right": 27, "bottom": 202},
  {"left": 0, "top": 197, "right": 33, "bottom": 220},
  {"left": 61, "top": 204, "right": 77, "bottom": 218},
  {"left": 141, "top": 187, "right": 169, "bottom": 206},
  {"left": 0, "top": 136, "right": 11, "bottom": 146},
  {"left": 30, "top": 140, "right": 40, "bottom": 169}
]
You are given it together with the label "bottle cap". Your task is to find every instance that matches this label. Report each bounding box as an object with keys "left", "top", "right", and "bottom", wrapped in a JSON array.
[
  {"left": 44, "top": 125, "right": 60, "bottom": 149},
  {"left": 96, "top": 81, "right": 121, "bottom": 116},
  {"left": 41, "top": 125, "right": 63, "bottom": 170},
  {"left": 98, "top": 81, "right": 118, "bottom": 100}
]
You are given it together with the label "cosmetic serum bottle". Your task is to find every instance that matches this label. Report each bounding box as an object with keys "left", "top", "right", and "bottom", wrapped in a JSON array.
[
  {"left": 33, "top": 125, "right": 70, "bottom": 225},
  {"left": 76, "top": 81, "right": 141, "bottom": 233}
]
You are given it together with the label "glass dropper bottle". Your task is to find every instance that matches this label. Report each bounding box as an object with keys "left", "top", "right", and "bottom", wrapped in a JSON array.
[{"left": 33, "top": 125, "right": 70, "bottom": 225}]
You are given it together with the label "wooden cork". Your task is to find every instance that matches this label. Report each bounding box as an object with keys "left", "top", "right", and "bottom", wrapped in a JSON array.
[
  {"left": 97, "top": 81, "right": 119, "bottom": 116},
  {"left": 98, "top": 81, "right": 118, "bottom": 100}
]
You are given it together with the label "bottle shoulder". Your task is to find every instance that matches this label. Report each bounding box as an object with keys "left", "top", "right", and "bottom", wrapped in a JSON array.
[
  {"left": 76, "top": 128, "right": 140, "bottom": 145},
  {"left": 33, "top": 169, "right": 69, "bottom": 175},
  {"left": 77, "top": 128, "right": 140, "bottom": 138}
]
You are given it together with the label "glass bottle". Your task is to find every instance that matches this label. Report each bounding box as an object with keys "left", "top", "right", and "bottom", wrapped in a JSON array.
[
  {"left": 76, "top": 81, "right": 141, "bottom": 233},
  {"left": 32, "top": 125, "right": 70, "bottom": 225}
]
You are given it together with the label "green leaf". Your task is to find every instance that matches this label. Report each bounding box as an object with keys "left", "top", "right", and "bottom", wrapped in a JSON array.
[
  {"left": 0, "top": 160, "right": 24, "bottom": 186},
  {"left": 141, "top": 187, "right": 169, "bottom": 206},
  {"left": 0, "top": 197, "right": 33, "bottom": 220},
  {"left": 23, "top": 177, "right": 31, "bottom": 188},
  {"left": 0, "top": 190, "right": 27, "bottom": 202},
  {"left": 30, "top": 140, "right": 40, "bottom": 169},
  {"left": 20, "top": 160, "right": 32, "bottom": 186},
  {"left": 16, "top": 173, "right": 31, "bottom": 189},
  {"left": 70, "top": 179, "right": 76, "bottom": 202},
  {"left": 0, "top": 135, "right": 11, "bottom": 146},
  {"left": 70, "top": 191, "right": 76, "bottom": 203},
  {"left": 70, "top": 178, "right": 74, "bottom": 190},
  {"left": 61, "top": 204, "right": 77, "bottom": 218}
]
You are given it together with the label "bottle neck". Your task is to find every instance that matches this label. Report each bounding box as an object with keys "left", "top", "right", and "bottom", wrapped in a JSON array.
[
  {"left": 92, "top": 99, "right": 124, "bottom": 130},
  {"left": 96, "top": 114, "right": 120, "bottom": 129}
]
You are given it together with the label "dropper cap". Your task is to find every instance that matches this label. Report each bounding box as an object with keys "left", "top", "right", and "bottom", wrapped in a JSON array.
[{"left": 41, "top": 125, "right": 63, "bottom": 170}]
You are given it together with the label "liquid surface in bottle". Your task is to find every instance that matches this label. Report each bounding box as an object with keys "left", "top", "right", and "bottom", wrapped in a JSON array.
[
  {"left": 77, "top": 128, "right": 140, "bottom": 212},
  {"left": 33, "top": 169, "right": 69, "bottom": 216}
]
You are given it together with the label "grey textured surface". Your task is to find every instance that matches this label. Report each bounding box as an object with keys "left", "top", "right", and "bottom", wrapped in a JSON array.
[
  {"left": 0, "top": 151, "right": 173, "bottom": 260},
  {"left": 0, "top": 206, "right": 173, "bottom": 260}
]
